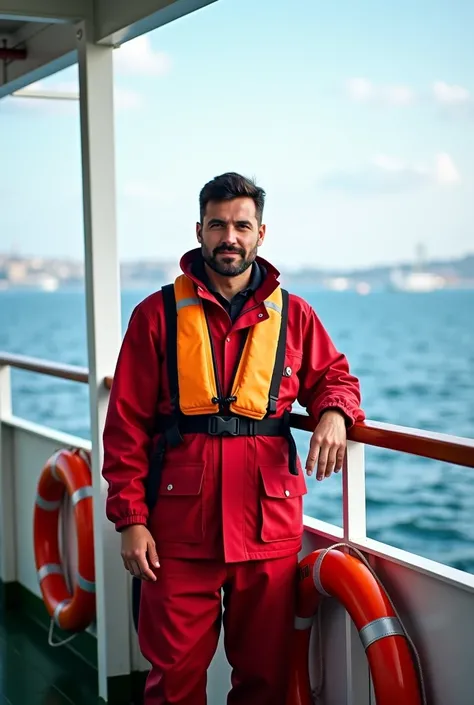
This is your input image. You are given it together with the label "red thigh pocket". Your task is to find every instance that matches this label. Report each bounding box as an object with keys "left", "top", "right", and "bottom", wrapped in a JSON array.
[
  {"left": 259, "top": 464, "right": 307, "bottom": 542},
  {"left": 151, "top": 462, "right": 206, "bottom": 544}
]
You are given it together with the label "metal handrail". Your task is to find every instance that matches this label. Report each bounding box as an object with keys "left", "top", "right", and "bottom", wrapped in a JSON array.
[
  {"left": 0, "top": 352, "right": 88, "bottom": 383},
  {"left": 1, "top": 351, "right": 474, "bottom": 468}
]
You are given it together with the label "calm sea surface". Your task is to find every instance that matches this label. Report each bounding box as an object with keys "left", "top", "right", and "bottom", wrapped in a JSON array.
[{"left": 1, "top": 288, "right": 473, "bottom": 573}]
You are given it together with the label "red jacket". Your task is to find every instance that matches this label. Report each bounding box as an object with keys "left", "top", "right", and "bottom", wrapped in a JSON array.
[{"left": 102, "top": 249, "right": 364, "bottom": 562}]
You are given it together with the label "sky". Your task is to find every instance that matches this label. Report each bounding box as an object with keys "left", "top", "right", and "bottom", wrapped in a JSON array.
[{"left": 0, "top": 0, "right": 473, "bottom": 271}]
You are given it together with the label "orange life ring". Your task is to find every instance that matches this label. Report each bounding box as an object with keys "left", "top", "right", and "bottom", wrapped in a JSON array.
[
  {"left": 287, "top": 545, "right": 424, "bottom": 705},
  {"left": 33, "top": 448, "right": 96, "bottom": 632}
]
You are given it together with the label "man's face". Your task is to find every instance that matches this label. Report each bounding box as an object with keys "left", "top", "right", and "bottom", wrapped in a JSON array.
[{"left": 196, "top": 197, "right": 266, "bottom": 277}]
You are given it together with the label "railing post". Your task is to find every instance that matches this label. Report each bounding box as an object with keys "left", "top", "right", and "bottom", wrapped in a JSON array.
[
  {"left": 0, "top": 364, "right": 16, "bottom": 585},
  {"left": 342, "top": 440, "right": 367, "bottom": 542},
  {"left": 341, "top": 440, "right": 368, "bottom": 704},
  {"left": 76, "top": 20, "right": 132, "bottom": 703}
]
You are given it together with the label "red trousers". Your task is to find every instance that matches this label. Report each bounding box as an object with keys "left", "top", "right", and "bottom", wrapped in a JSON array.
[{"left": 138, "top": 555, "right": 298, "bottom": 704}]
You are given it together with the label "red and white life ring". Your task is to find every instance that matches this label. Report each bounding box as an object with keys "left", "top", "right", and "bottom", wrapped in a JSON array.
[
  {"left": 286, "top": 545, "right": 424, "bottom": 705},
  {"left": 33, "top": 448, "right": 96, "bottom": 632}
]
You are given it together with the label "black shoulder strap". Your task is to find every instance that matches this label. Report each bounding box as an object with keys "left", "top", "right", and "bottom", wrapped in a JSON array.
[
  {"left": 267, "top": 288, "right": 289, "bottom": 414},
  {"left": 146, "top": 284, "right": 180, "bottom": 512},
  {"left": 161, "top": 283, "right": 179, "bottom": 417}
]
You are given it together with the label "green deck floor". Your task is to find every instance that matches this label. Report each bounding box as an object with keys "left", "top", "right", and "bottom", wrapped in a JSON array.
[{"left": 0, "top": 609, "right": 100, "bottom": 705}]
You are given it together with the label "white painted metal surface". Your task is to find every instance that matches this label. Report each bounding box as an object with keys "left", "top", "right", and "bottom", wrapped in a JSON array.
[
  {"left": 94, "top": 0, "right": 217, "bottom": 44},
  {"left": 303, "top": 529, "right": 474, "bottom": 705},
  {"left": 1, "top": 1, "right": 474, "bottom": 703},
  {"left": 342, "top": 441, "right": 366, "bottom": 542},
  {"left": 0, "top": 0, "right": 218, "bottom": 98},
  {"left": 76, "top": 18, "right": 134, "bottom": 699},
  {"left": 12, "top": 87, "right": 79, "bottom": 99},
  {"left": 2, "top": 417, "right": 91, "bottom": 597},
  {"left": 0, "top": 20, "right": 78, "bottom": 98},
  {"left": 1, "top": 406, "right": 474, "bottom": 703},
  {"left": 0, "top": 364, "right": 15, "bottom": 583},
  {"left": 0, "top": 0, "right": 90, "bottom": 22}
]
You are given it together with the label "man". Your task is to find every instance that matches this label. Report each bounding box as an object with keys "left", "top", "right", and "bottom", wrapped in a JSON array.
[{"left": 102, "top": 172, "right": 364, "bottom": 705}]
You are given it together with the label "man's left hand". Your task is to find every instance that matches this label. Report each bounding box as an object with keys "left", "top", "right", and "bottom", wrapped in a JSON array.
[{"left": 305, "top": 410, "right": 347, "bottom": 481}]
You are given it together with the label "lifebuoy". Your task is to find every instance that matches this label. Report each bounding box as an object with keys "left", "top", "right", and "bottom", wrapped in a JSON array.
[
  {"left": 33, "top": 448, "right": 96, "bottom": 632},
  {"left": 287, "top": 545, "right": 425, "bottom": 705}
]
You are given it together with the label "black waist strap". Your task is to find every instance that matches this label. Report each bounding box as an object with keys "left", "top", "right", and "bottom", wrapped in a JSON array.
[
  {"left": 146, "top": 412, "right": 298, "bottom": 511},
  {"left": 156, "top": 414, "right": 288, "bottom": 437}
]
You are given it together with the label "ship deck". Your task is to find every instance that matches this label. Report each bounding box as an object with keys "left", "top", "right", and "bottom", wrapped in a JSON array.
[
  {"left": 1, "top": 353, "right": 474, "bottom": 704},
  {"left": 0, "top": 607, "right": 99, "bottom": 705},
  {"left": 1, "top": 2, "right": 474, "bottom": 703}
]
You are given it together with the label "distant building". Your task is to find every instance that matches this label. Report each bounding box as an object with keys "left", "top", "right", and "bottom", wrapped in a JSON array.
[{"left": 390, "top": 269, "right": 446, "bottom": 292}]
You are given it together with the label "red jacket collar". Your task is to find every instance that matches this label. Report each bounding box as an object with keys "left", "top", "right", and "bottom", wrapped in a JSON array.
[{"left": 179, "top": 248, "right": 281, "bottom": 302}]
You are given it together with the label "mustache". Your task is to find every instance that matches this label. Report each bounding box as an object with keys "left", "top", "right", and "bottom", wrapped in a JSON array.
[{"left": 213, "top": 245, "right": 245, "bottom": 257}]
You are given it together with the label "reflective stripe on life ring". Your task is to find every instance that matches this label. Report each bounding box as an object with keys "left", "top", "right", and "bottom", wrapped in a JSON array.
[
  {"left": 33, "top": 448, "right": 96, "bottom": 632},
  {"left": 286, "top": 547, "right": 423, "bottom": 705}
]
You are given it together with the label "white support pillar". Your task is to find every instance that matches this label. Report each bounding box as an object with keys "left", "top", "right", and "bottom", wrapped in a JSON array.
[
  {"left": 342, "top": 440, "right": 367, "bottom": 543},
  {"left": 342, "top": 440, "right": 368, "bottom": 703},
  {"left": 76, "top": 21, "right": 132, "bottom": 702},
  {"left": 0, "top": 364, "right": 16, "bottom": 585}
]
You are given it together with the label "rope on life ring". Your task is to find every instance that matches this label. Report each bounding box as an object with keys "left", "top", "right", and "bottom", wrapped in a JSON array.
[
  {"left": 33, "top": 448, "right": 95, "bottom": 641},
  {"left": 286, "top": 543, "right": 427, "bottom": 705}
]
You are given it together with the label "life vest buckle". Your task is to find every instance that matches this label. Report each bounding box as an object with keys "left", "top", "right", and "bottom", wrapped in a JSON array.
[{"left": 208, "top": 415, "right": 241, "bottom": 436}]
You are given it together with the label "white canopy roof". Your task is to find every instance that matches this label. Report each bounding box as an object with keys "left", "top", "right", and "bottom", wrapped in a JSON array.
[{"left": 0, "top": 0, "right": 216, "bottom": 97}]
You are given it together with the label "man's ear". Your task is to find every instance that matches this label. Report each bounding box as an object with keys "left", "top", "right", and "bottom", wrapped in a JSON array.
[
  {"left": 257, "top": 223, "right": 266, "bottom": 246},
  {"left": 196, "top": 222, "right": 202, "bottom": 242}
]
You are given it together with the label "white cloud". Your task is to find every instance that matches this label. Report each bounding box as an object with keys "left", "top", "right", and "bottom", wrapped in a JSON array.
[
  {"left": 320, "top": 152, "right": 460, "bottom": 194},
  {"left": 372, "top": 154, "right": 408, "bottom": 172},
  {"left": 347, "top": 77, "right": 414, "bottom": 105},
  {"left": 348, "top": 77, "right": 472, "bottom": 109},
  {"left": 432, "top": 81, "right": 470, "bottom": 104},
  {"left": 383, "top": 85, "right": 415, "bottom": 106},
  {"left": 123, "top": 181, "right": 158, "bottom": 200},
  {"left": 122, "top": 180, "right": 176, "bottom": 205},
  {"left": 114, "top": 87, "right": 144, "bottom": 110},
  {"left": 435, "top": 153, "right": 461, "bottom": 184},
  {"left": 347, "top": 77, "right": 374, "bottom": 102},
  {"left": 114, "top": 35, "right": 171, "bottom": 77}
]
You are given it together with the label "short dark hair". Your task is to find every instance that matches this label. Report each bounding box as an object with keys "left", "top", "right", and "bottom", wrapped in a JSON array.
[{"left": 199, "top": 172, "right": 266, "bottom": 225}]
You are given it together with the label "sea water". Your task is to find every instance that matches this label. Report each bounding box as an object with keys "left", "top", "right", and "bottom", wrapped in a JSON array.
[{"left": 1, "top": 288, "right": 473, "bottom": 573}]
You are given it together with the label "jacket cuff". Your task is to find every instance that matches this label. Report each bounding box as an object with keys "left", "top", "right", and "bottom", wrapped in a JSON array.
[
  {"left": 319, "top": 406, "right": 352, "bottom": 427},
  {"left": 115, "top": 514, "right": 148, "bottom": 532},
  {"left": 312, "top": 398, "right": 359, "bottom": 429}
]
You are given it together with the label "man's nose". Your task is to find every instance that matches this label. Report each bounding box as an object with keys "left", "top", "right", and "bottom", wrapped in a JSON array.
[{"left": 221, "top": 226, "right": 239, "bottom": 244}]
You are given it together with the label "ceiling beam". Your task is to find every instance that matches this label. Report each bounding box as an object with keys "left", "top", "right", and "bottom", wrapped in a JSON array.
[
  {"left": 94, "top": 0, "right": 217, "bottom": 44},
  {"left": 0, "top": 0, "right": 218, "bottom": 98},
  {"left": 0, "top": 0, "right": 92, "bottom": 23},
  {"left": 0, "top": 21, "right": 77, "bottom": 98}
]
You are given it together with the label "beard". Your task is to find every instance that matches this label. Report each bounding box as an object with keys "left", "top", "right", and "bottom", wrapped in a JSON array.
[{"left": 201, "top": 241, "right": 258, "bottom": 277}]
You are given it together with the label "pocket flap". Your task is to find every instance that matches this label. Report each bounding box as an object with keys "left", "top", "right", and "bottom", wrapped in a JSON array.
[
  {"left": 259, "top": 464, "right": 307, "bottom": 499},
  {"left": 159, "top": 463, "right": 205, "bottom": 496}
]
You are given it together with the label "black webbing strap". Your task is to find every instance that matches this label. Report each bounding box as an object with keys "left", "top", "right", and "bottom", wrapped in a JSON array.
[
  {"left": 265, "top": 289, "right": 297, "bottom": 475},
  {"left": 267, "top": 288, "right": 289, "bottom": 414},
  {"left": 146, "top": 285, "right": 298, "bottom": 509},
  {"left": 156, "top": 414, "right": 289, "bottom": 437},
  {"left": 162, "top": 283, "right": 179, "bottom": 418},
  {"left": 146, "top": 284, "right": 182, "bottom": 510}
]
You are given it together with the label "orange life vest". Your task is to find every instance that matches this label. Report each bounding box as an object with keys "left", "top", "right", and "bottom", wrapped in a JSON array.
[{"left": 173, "top": 273, "right": 285, "bottom": 421}]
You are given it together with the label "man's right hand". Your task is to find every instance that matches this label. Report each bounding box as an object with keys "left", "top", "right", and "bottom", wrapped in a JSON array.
[{"left": 120, "top": 525, "right": 160, "bottom": 581}]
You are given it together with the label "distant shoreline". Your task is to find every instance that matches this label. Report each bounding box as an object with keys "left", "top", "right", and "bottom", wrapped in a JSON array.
[{"left": 1, "top": 284, "right": 474, "bottom": 295}]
